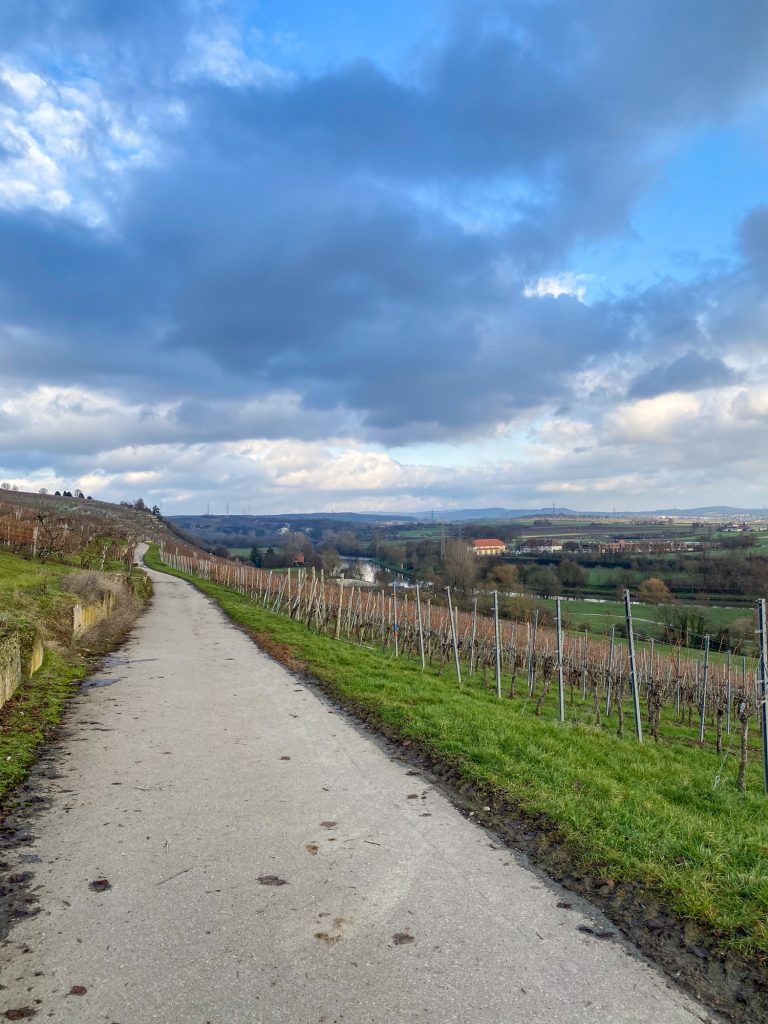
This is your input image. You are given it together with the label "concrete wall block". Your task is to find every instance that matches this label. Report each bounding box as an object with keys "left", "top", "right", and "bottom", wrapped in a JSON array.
[
  {"left": 72, "top": 591, "right": 118, "bottom": 638},
  {"left": 0, "top": 631, "right": 23, "bottom": 708}
]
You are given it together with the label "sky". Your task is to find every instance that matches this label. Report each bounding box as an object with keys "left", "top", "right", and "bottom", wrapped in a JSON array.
[{"left": 1, "top": 0, "right": 768, "bottom": 515}]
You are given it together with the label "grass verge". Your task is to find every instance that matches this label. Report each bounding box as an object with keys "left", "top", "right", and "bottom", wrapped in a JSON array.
[
  {"left": 0, "top": 651, "right": 87, "bottom": 800},
  {"left": 0, "top": 550, "right": 151, "bottom": 805},
  {"left": 146, "top": 545, "right": 768, "bottom": 964}
]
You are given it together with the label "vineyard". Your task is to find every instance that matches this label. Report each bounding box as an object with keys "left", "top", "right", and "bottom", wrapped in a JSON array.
[
  {"left": 0, "top": 490, "right": 169, "bottom": 567},
  {"left": 158, "top": 540, "right": 768, "bottom": 795}
]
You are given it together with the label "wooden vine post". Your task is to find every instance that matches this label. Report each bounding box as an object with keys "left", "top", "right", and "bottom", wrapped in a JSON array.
[
  {"left": 623, "top": 589, "right": 643, "bottom": 742},
  {"left": 556, "top": 597, "right": 565, "bottom": 722},
  {"left": 446, "top": 587, "right": 462, "bottom": 685},
  {"left": 758, "top": 599, "right": 768, "bottom": 794},
  {"left": 493, "top": 590, "right": 502, "bottom": 699}
]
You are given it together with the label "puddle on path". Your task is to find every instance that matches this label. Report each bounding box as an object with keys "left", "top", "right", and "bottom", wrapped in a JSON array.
[
  {"left": 80, "top": 651, "right": 157, "bottom": 688},
  {"left": 81, "top": 676, "right": 120, "bottom": 688}
]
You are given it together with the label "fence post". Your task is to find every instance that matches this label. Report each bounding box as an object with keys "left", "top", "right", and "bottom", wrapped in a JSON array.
[
  {"left": 698, "top": 634, "right": 710, "bottom": 744},
  {"left": 335, "top": 579, "right": 344, "bottom": 639},
  {"left": 623, "top": 589, "right": 643, "bottom": 742},
  {"left": 446, "top": 587, "right": 462, "bottom": 685},
  {"left": 605, "top": 624, "right": 615, "bottom": 715},
  {"left": 415, "top": 584, "right": 425, "bottom": 669},
  {"left": 556, "top": 597, "right": 565, "bottom": 722},
  {"left": 493, "top": 590, "right": 502, "bottom": 699},
  {"left": 470, "top": 596, "right": 478, "bottom": 675},
  {"left": 392, "top": 582, "right": 399, "bottom": 657},
  {"left": 757, "top": 600, "right": 768, "bottom": 794}
]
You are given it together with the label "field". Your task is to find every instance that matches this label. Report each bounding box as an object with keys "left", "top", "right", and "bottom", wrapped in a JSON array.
[
  {"left": 542, "top": 595, "right": 750, "bottom": 646},
  {"left": 146, "top": 543, "right": 768, "bottom": 964}
]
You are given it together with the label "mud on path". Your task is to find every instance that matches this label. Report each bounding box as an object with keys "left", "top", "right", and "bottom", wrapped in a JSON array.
[{"left": 0, "top": 567, "right": 722, "bottom": 1023}]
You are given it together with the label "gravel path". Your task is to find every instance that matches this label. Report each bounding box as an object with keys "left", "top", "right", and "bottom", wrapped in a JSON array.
[{"left": 0, "top": 563, "right": 717, "bottom": 1023}]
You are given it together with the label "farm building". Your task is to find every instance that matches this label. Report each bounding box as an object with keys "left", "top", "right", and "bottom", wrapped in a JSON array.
[{"left": 469, "top": 538, "right": 506, "bottom": 556}]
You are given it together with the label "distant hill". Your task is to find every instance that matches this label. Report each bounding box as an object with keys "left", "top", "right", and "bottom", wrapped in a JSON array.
[
  {"left": 169, "top": 511, "right": 415, "bottom": 529},
  {"left": 643, "top": 506, "right": 768, "bottom": 518},
  {"left": 169, "top": 505, "right": 768, "bottom": 533},
  {"left": 412, "top": 507, "right": 588, "bottom": 521}
]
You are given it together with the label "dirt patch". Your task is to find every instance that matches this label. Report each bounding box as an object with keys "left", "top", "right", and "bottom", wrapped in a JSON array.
[{"left": 245, "top": 630, "right": 307, "bottom": 676}]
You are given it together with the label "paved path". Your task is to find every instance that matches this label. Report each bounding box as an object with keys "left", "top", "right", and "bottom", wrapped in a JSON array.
[{"left": 0, "top": 564, "right": 716, "bottom": 1023}]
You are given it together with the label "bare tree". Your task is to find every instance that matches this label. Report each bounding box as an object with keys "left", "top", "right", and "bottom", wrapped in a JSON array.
[{"left": 442, "top": 539, "right": 478, "bottom": 592}]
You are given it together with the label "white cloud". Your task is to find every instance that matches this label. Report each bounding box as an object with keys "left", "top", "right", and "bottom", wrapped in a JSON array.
[
  {"left": 178, "top": 16, "right": 287, "bottom": 88},
  {"left": 1, "top": 65, "right": 45, "bottom": 104},
  {"left": 0, "top": 60, "right": 158, "bottom": 225},
  {"left": 605, "top": 392, "right": 701, "bottom": 443},
  {"left": 523, "top": 273, "right": 590, "bottom": 301}
]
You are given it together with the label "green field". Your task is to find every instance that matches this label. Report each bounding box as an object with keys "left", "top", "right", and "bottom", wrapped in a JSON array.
[
  {"left": 147, "top": 544, "right": 768, "bottom": 961},
  {"left": 543, "top": 595, "right": 750, "bottom": 640}
]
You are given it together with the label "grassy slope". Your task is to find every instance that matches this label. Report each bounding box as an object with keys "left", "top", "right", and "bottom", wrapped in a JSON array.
[
  {"left": 0, "top": 552, "right": 83, "bottom": 799},
  {"left": 0, "top": 550, "right": 148, "bottom": 803},
  {"left": 0, "top": 651, "right": 87, "bottom": 798},
  {"left": 145, "top": 545, "right": 768, "bottom": 959}
]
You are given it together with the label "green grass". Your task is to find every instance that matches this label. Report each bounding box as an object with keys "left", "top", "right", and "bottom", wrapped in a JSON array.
[
  {"left": 0, "top": 552, "right": 85, "bottom": 802},
  {"left": 540, "top": 594, "right": 752, "bottom": 653},
  {"left": 0, "top": 548, "right": 149, "bottom": 804},
  {"left": 0, "top": 650, "right": 86, "bottom": 800},
  {"left": 146, "top": 544, "right": 768, "bottom": 959},
  {"left": 0, "top": 550, "right": 83, "bottom": 647}
]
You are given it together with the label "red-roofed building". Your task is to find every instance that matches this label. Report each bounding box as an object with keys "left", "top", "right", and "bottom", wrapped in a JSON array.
[{"left": 469, "top": 538, "right": 506, "bottom": 556}]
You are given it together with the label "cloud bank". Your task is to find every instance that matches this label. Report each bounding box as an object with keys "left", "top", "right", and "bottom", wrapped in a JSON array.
[{"left": 1, "top": 0, "right": 767, "bottom": 511}]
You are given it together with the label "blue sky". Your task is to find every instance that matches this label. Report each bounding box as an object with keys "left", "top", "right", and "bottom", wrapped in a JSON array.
[{"left": 1, "top": 0, "right": 768, "bottom": 513}]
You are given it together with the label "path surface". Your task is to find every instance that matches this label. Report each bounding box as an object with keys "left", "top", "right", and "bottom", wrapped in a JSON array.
[{"left": 0, "top": 563, "right": 716, "bottom": 1024}]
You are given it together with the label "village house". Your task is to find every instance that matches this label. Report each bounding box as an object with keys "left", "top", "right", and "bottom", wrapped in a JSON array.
[{"left": 469, "top": 538, "right": 506, "bottom": 556}]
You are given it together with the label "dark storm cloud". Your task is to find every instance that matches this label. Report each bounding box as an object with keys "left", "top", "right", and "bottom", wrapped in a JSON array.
[
  {"left": 2, "top": 0, "right": 768, "bottom": 452},
  {"left": 195, "top": 0, "right": 768, "bottom": 251},
  {"left": 0, "top": 212, "right": 158, "bottom": 335},
  {"left": 628, "top": 351, "right": 739, "bottom": 399}
]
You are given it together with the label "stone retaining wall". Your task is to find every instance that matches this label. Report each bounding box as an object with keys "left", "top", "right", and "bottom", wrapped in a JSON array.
[
  {"left": 0, "top": 631, "right": 23, "bottom": 707},
  {"left": 72, "top": 592, "right": 117, "bottom": 638},
  {"left": 1, "top": 627, "right": 50, "bottom": 710}
]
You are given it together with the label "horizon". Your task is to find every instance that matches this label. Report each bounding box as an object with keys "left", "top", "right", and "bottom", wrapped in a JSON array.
[{"left": 2, "top": 2, "right": 768, "bottom": 513}]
